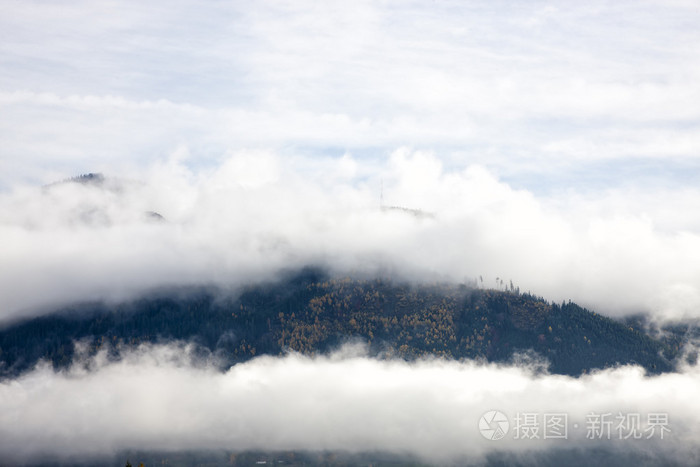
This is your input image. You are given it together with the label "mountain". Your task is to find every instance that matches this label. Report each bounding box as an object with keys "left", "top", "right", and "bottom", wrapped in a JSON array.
[
  {"left": 39, "top": 172, "right": 165, "bottom": 225},
  {"left": 0, "top": 268, "right": 681, "bottom": 378}
]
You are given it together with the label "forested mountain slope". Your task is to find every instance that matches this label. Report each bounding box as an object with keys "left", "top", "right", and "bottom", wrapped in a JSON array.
[{"left": 0, "top": 269, "right": 679, "bottom": 378}]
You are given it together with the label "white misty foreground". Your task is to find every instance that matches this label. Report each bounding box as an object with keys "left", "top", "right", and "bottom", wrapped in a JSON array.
[
  {"left": 2, "top": 150, "right": 700, "bottom": 322},
  {"left": 0, "top": 343, "right": 698, "bottom": 464}
]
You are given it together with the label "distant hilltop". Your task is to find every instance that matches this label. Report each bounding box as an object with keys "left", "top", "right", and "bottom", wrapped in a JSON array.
[
  {"left": 380, "top": 204, "right": 435, "bottom": 219},
  {"left": 379, "top": 180, "right": 435, "bottom": 219},
  {"left": 43, "top": 172, "right": 105, "bottom": 189},
  {"left": 69, "top": 172, "right": 105, "bottom": 184},
  {"left": 40, "top": 173, "right": 165, "bottom": 223}
]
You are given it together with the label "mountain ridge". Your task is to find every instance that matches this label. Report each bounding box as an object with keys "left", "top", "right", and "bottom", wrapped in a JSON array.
[{"left": 0, "top": 268, "right": 683, "bottom": 378}]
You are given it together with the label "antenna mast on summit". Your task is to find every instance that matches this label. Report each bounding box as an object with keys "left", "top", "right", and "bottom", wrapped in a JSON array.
[{"left": 380, "top": 179, "right": 384, "bottom": 208}]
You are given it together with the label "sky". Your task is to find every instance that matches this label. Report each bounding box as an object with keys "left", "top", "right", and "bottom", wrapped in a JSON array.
[
  {"left": 2, "top": 0, "right": 700, "bottom": 463},
  {"left": 1, "top": 0, "right": 699, "bottom": 321},
  {"left": 2, "top": 0, "right": 700, "bottom": 189}
]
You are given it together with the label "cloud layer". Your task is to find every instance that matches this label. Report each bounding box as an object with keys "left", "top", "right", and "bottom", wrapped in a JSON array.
[
  {"left": 1, "top": 343, "right": 698, "bottom": 464},
  {"left": 2, "top": 1, "right": 699, "bottom": 322},
  {"left": 2, "top": 150, "right": 700, "bottom": 323}
]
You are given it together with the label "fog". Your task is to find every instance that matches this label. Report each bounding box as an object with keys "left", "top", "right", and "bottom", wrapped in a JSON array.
[
  {"left": 1, "top": 150, "right": 700, "bottom": 323},
  {"left": 0, "top": 343, "right": 697, "bottom": 464},
  {"left": 2, "top": 0, "right": 699, "bottom": 322}
]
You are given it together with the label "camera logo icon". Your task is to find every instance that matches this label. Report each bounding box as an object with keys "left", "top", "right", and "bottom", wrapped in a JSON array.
[{"left": 479, "top": 410, "right": 509, "bottom": 440}]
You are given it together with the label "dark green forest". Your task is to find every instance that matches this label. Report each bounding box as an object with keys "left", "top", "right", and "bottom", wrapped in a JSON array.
[{"left": 0, "top": 268, "right": 683, "bottom": 378}]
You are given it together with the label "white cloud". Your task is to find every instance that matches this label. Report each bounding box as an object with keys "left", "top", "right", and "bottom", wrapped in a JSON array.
[
  {"left": 1, "top": 151, "right": 700, "bottom": 322},
  {"left": 1, "top": 343, "right": 698, "bottom": 464},
  {"left": 1, "top": 1, "right": 699, "bottom": 188}
]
